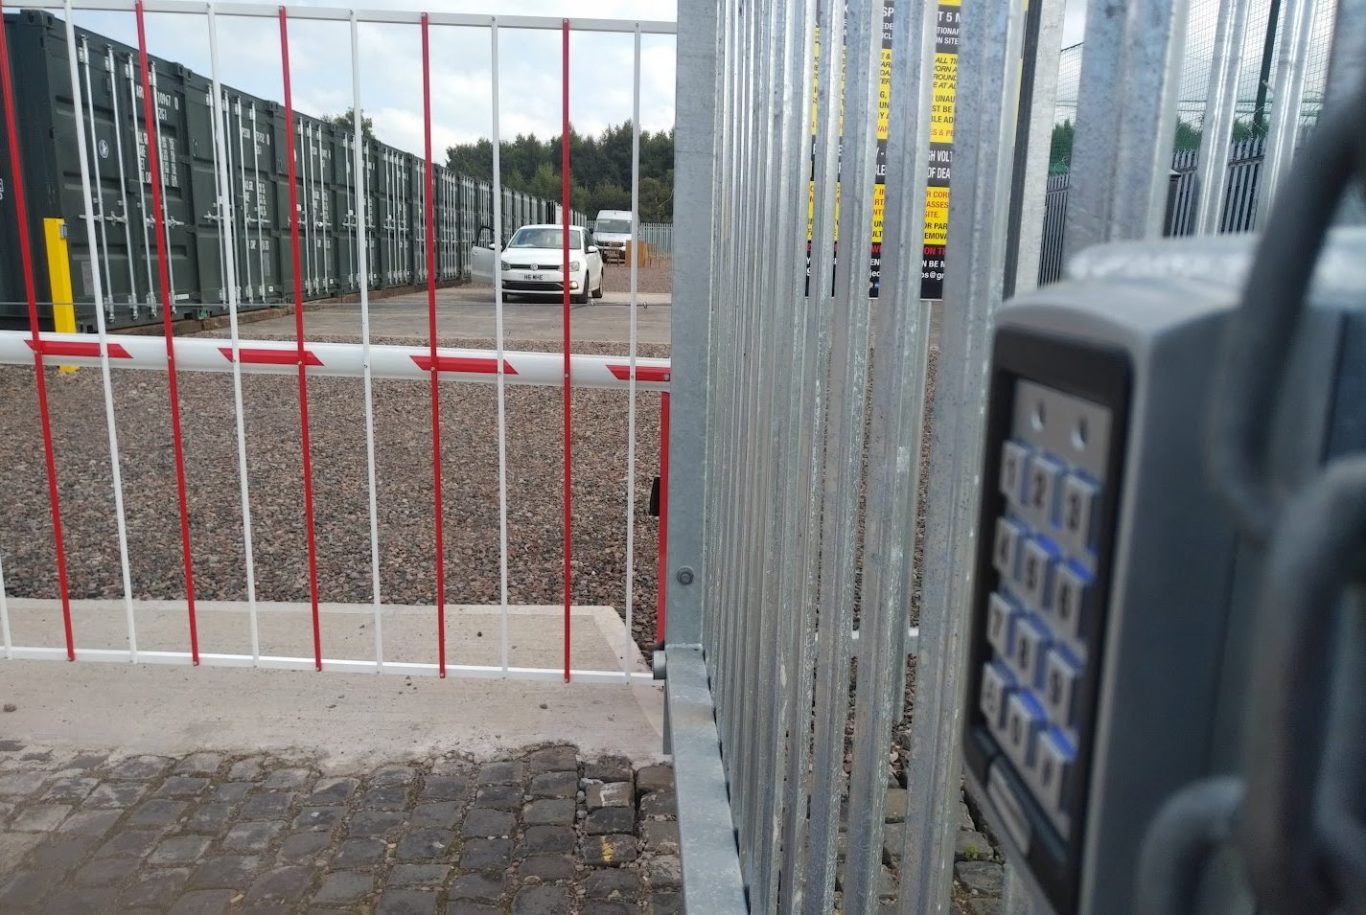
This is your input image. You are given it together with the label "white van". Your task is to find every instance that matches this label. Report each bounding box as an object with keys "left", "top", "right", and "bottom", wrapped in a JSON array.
[{"left": 593, "top": 210, "right": 634, "bottom": 263}]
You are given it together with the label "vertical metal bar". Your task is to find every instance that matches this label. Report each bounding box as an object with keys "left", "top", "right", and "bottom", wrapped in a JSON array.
[
  {"left": 490, "top": 19, "right": 511, "bottom": 674},
  {"left": 67, "top": 2, "right": 139, "bottom": 660},
  {"left": 0, "top": 549, "right": 9, "bottom": 660},
  {"left": 560, "top": 17, "right": 573, "bottom": 683},
  {"left": 662, "top": 0, "right": 719, "bottom": 667},
  {"left": 78, "top": 37, "right": 115, "bottom": 319},
  {"left": 126, "top": 52, "right": 156, "bottom": 315},
  {"left": 622, "top": 22, "right": 642, "bottom": 680},
  {"left": 421, "top": 13, "right": 447, "bottom": 679},
  {"left": 656, "top": 392, "right": 670, "bottom": 646},
  {"left": 1008, "top": 0, "right": 1067, "bottom": 295},
  {"left": 843, "top": 0, "right": 937, "bottom": 903},
  {"left": 1064, "top": 0, "right": 1191, "bottom": 257},
  {"left": 1256, "top": 0, "right": 1319, "bottom": 224},
  {"left": 898, "top": 0, "right": 1028, "bottom": 910},
  {"left": 206, "top": 2, "right": 258, "bottom": 662},
  {"left": 749, "top": 0, "right": 809, "bottom": 902},
  {"left": 135, "top": 0, "right": 199, "bottom": 663},
  {"left": 149, "top": 66, "right": 178, "bottom": 303},
  {"left": 250, "top": 103, "right": 266, "bottom": 297},
  {"left": 777, "top": 0, "right": 824, "bottom": 907},
  {"left": 350, "top": 11, "right": 383, "bottom": 669},
  {"left": 226, "top": 95, "right": 247, "bottom": 303},
  {"left": 1195, "top": 0, "right": 1253, "bottom": 235},
  {"left": 106, "top": 48, "right": 138, "bottom": 310},
  {"left": 277, "top": 4, "right": 323, "bottom": 672},
  {"left": 806, "top": 0, "right": 883, "bottom": 903},
  {"left": 1326, "top": 0, "right": 1366, "bottom": 104}
]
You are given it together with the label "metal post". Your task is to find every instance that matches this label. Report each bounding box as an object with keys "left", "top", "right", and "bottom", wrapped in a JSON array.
[
  {"left": 665, "top": 0, "right": 744, "bottom": 909},
  {"left": 349, "top": 11, "right": 384, "bottom": 669},
  {"left": 899, "top": 0, "right": 1028, "bottom": 910},
  {"left": 1064, "top": 0, "right": 1191, "bottom": 256},
  {"left": 1255, "top": 0, "right": 1320, "bottom": 224},
  {"left": 1007, "top": 0, "right": 1067, "bottom": 295},
  {"left": 1196, "top": 0, "right": 1254, "bottom": 235}
]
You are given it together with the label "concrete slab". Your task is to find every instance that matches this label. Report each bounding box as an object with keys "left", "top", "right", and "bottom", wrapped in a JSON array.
[
  {"left": 3, "top": 599, "right": 648, "bottom": 673},
  {"left": 0, "top": 600, "right": 663, "bottom": 768}
]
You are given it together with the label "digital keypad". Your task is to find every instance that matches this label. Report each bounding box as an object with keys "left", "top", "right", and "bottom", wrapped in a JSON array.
[{"left": 979, "top": 385, "right": 1110, "bottom": 842}]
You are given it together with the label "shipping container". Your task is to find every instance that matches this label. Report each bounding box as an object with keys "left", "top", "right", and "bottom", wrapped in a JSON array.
[{"left": 0, "top": 10, "right": 586, "bottom": 332}]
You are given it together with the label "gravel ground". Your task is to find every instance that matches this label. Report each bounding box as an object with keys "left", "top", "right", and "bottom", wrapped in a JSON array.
[
  {"left": 0, "top": 333, "right": 670, "bottom": 662},
  {"left": 602, "top": 258, "right": 672, "bottom": 296}
]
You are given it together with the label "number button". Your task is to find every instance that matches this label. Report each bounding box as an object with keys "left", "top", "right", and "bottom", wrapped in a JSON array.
[
  {"left": 1025, "top": 455, "right": 1065, "bottom": 529},
  {"left": 1000, "top": 441, "right": 1031, "bottom": 505},
  {"left": 1018, "top": 538, "right": 1058, "bottom": 612},
  {"left": 1034, "top": 729, "right": 1076, "bottom": 832},
  {"left": 1051, "top": 562, "right": 1092, "bottom": 645},
  {"left": 992, "top": 518, "right": 1025, "bottom": 581},
  {"left": 1060, "top": 473, "right": 1100, "bottom": 553},
  {"left": 1010, "top": 615, "right": 1050, "bottom": 689},
  {"left": 1042, "top": 648, "right": 1081, "bottom": 727},
  {"left": 986, "top": 592, "right": 1017, "bottom": 659},
  {"left": 1004, "top": 692, "right": 1047, "bottom": 770},
  {"left": 980, "top": 661, "right": 1014, "bottom": 730}
]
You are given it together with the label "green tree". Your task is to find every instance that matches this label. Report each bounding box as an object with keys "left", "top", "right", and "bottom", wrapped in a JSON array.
[
  {"left": 328, "top": 107, "right": 374, "bottom": 140},
  {"left": 445, "top": 121, "right": 676, "bottom": 221},
  {"left": 1049, "top": 120, "right": 1073, "bottom": 174}
]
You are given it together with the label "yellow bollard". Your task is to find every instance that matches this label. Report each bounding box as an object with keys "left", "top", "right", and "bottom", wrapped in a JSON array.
[{"left": 42, "top": 218, "right": 78, "bottom": 373}]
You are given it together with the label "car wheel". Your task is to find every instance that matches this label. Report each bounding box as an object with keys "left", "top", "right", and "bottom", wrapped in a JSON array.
[
  {"left": 576, "top": 274, "right": 591, "bottom": 305},
  {"left": 592, "top": 271, "right": 604, "bottom": 299}
]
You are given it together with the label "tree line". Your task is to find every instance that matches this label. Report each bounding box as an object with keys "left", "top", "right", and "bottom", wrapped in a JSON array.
[
  {"left": 446, "top": 122, "right": 675, "bottom": 223},
  {"left": 1049, "top": 117, "right": 1269, "bottom": 174}
]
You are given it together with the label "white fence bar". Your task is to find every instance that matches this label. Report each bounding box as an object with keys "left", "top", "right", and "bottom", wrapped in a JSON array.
[
  {"left": 207, "top": 2, "right": 261, "bottom": 663},
  {"left": 0, "top": 332, "right": 671, "bottom": 391},
  {"left": 350, "top": 11, "right": 385, "bottom": 669},
  {"left": 64, "top": 0, "right": 141, "bottom": 661},
  {"left": 624, "top": 23, "right": 642, "bottom": 683},
  {"left": 490, "top": 20, "right": 512, "bottom": 675}
]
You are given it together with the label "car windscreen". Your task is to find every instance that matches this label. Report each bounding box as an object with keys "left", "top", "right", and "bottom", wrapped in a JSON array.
[
  {"left": 508, "top": 227, "right": 583, "bottom": 250},
  {"left": 596, "top": 219, "right": 631, "bottom": 234}
]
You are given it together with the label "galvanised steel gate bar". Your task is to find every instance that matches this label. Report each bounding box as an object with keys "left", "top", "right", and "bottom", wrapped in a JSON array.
[{"left": 664, "top": 0, "right": 1349, "bottom": 910}]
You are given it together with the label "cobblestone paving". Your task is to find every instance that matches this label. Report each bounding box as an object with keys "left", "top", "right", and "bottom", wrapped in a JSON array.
[{"left": 0, "top": 742, "right": 680, "bottom": 914}]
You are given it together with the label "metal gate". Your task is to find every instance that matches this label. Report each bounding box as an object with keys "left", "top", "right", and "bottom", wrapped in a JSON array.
[{"left": 661, "top": 0, "right": 1358, "bottom": 911}]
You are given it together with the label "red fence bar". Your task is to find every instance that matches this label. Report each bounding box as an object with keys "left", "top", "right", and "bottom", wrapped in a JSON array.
[
  {"left": 560, "top": 18, "right": 572, "bottom": 682},
  {"left": 657, "top": 392, "right": 670, "bottom": 647},
  {"left": 421, "top": 13, "right": 447, "bottom": 679},
  {"left": 0, "top": 0, "right": 75, "bottom": 660},
  {"left": 278, "top": 6, "right": 323, "bottom": 671},
  {"left": 135, "top": 0, "right": 199, "bottom": 663}
]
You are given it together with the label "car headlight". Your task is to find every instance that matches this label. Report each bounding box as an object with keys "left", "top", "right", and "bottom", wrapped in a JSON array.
[
  {"left": 500, "top": 260, "right": 510, "bottom": 270},
  {"left": 569, "top": 260, "right": 581, "bottom": 272}
]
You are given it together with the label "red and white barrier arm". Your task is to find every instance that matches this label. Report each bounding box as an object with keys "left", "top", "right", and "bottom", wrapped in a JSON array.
[{"left": 0, "top": 332, "right": 672, "bottom": 391}]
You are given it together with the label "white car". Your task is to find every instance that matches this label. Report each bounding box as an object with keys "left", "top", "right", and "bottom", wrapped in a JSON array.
[{"left": 471, "top": 224, "right": 605, "bottom": 304}]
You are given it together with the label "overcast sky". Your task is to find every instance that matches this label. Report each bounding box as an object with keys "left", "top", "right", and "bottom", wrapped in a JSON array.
[{"left": 71, "top": 0, "right": 679, "bottom": 159}]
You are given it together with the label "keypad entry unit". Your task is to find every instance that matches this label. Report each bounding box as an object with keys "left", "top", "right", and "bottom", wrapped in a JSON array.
[{"left": 964, "top": 328, "right": 1129, "bottom": 914}]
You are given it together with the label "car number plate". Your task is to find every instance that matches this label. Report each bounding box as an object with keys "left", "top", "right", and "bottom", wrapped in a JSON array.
[{"left": 529, "top": 273, "right": 545, "bottom": 281}]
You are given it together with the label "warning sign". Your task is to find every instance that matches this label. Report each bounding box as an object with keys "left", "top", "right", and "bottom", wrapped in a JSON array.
[{"left": 922, "top": 0, "right": 959, "bottom": 300}]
